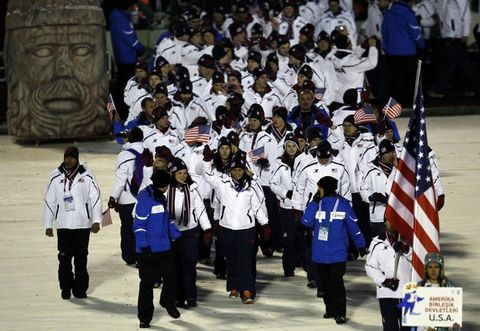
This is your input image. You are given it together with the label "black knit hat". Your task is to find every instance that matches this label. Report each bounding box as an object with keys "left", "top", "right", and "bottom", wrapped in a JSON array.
[
  {"left": 155, "top": 56, "right": 169, "bottom": 69},
  {"left": 251, "top": 23, "right": 263, "bottom": 36},
  {"left": 307, "top": 127, "right": 323, "bottom": 142},
  {"left": 248, "top": 50, "right": 262, "bottom": 64},
  {"left": 212, "top": 71, "right": 225, "bottom": 84},
  {"left": 169, "top": 157, "right": 188, "bottom": 173},
  {"left": 253, "top": 68, "right": 267, "bottom": 81},
  {"left": 317, "top": 176, "right": 338, "bottom": 196},
  {"left": 217, "top": 136, "right": 231, "bottom": 150},
  {"left": 248, "top": 103, "right": 265, "bottom": 122},
  {"left": 154, "top": 83, "right": 168, "bottom": 96},
  {"left": 227, "top": 92, "right": 245, "bottom": 108},
  {"left": 229, "top": 22, "right": 245, "bottom": 38},
  {"left": 379, "top": 139, "right": 395, "bottom": 156},
  {"left": 228, "top": 70, "right": 242, "bottom": 83},
  {"left": 330, "top": 30, "right": 351, "bottom": 49},
  {"left": 343, "top": 114, "right": 358, "bottom": 127},
  {"left": 266, "top": 52, "right": 279, "bottom": 65},
  {"left": 316, "top": 141, "right": 332, "bottom": 159},
  {"left": 198, "top": 54, "right": 216, "bottom": 69},
  {"left": 212, "top": 44, "right": 228, "bottom": 61},
  {"left": 64, "top": 146, "right": 79, "bottom": 160},
  {"left": 128, "top": 127, "right": 144, "bottom": 143},
  {"left": 215, "top": 105, "right": 227, "bottom": 120},
  {"left": 230, "top": 154, "right": 246, "bottom": 170},
  {"left": 301, "top": 79, "right": 316, "bottom": 93},
  {"left": 151, "top": 170, "right": 171, "bottom": 188},
  {"left": 289, "top": 44, "right": 306, "bottom": 61},
  {"left": 284, "top": 132, "right": 299, "bottom": 149},
  {"left": 294, "top": 127, "right": 306, "bottom": 140},
  {"left": 273, "top": 106, "right": 288, "bottom": 122},
  {"left": 178, "top": 80, "right": 193, "bottom": 94},
  {"left": 343, "top": 88, "right": 358, "bottom": 106},
  {"left": 227, "top": 131, "right": 240, "bottom": 146},
  {"left": 317, "top": 30, "right": 330, "bottom": 42},
  {"left": 175, "top": 66, "right": 190, "bottom": 82},
  {"left": 155, "top": 145, "right": 172, "bottom": 160},
  {"left": 300, "top": 24, "right": 315, "bottom": 40},
  {"left": 298, "top": 65, "right": 313, "bottom": 80},
  {"left": 149, "top": 68, "right": 162, "bottom": 79},
  {"left": 277, "top": 34, "right": 290, "bottom": 46},
  {"left": 135, "top": 60, "right": 148, "bottom": 71}
]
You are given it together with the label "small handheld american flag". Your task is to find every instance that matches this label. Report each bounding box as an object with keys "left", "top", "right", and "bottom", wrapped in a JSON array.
[
  {"left": 106, "top": 93, "right": 116, "bottom": 120},
  {"left": 315, "top": 87, "right": 326, "bottom": 101},
  {"left": 184, "top": 124, "right": 211, "bottom": 145},
  {"left": 248, "top": 146, "right": 265, "bottom": 164},
  {"left": 354, "top": 105, "right": 377, "bottom": 125},
  {"left": 382, "top": 97, "right": 403, "bottom": 119}
]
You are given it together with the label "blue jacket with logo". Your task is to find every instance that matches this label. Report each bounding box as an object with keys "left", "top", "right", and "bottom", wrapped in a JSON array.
[
  {"left": 133, "top": 185, "right": 181, "bottom": 253},
  {"left": 287, "top": 104, "right": 330, "bottom": 140},
  {"left": 381, "top": 1, "right": 425, "bottom": 56},
  {"left": 110, "top": 9, "right": 145, "bottom": 64},
  {"left": 301, "top": 196, "right": 366, "bottom": 264}
]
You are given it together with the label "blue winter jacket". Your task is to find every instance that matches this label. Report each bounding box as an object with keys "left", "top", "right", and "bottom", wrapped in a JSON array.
[
  {"left": 287, "top": 104, "right": 330, "bottom": 140},
  {"left": 133, "top": 186, "right": 181, "bottom": 253},
  {"left": 301, "top": 196, "right": 366, "bottom": 264},
  {"left": 110, "top": 9, "right": 145, "bottom": 64},
  {"left": 382, "top": 1, "right": 425, "bottom": 56}
]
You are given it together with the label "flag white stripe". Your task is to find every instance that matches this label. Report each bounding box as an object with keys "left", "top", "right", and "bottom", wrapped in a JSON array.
[
  {"left": 415, "top": 201, "right": 440, "bottom": 250},
  {"left": 412, "top": 235, "right": 428, "bottom": 281},
  {"left": 389, "top": 192, "right": 414, "bottom": 228}
]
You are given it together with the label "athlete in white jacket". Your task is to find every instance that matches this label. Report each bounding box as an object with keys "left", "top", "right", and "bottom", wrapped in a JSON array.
[{"left": 43, "top": 147, "right": 101, "bottom": 300}]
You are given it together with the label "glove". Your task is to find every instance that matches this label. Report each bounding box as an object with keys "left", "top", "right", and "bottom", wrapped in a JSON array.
[
  {"left": 393, "top": 241, "right": 410, "bottom": 254},
  {"left": 108, "top": 196, "right": 117, "bottom": 209},
  {"left": 437, "top": 194, "right": 445, "bottom": 211},
  {"left": 203, "top": 145, "right": 213, "bottom": 162},
  {"left": 261, "top": 224, "right": 271, "bottom": 242},
  {"left": 382, "top": 278, "right": 399, "bottom": 291},
  {"left": 203, "top": 229, "right": 213, "bottom": 247},
  {"left": 316, "top": 112, "right": 333, "bottom": 128},
  {"left": 286, "top": 190, "right": 293, "bottom": 199},
  {"left": 312, "top": 192, "right": 322, "bottom": 203},
  {"left": 369, "top": 192, "right": 387, "bottom": 203},
  {"left": 140, "top": 246, "right": 154, "bottom": 263},
  {"left": 358, "top": 247, "right": 367, "bottom": 257},
  {"left": 256, "top": 158, "right": 270, "bottom": 168}
]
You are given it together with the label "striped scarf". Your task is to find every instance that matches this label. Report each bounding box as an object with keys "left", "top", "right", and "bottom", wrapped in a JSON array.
[
  {"left": 168, "top": 183, "right": 191, "bottom": 226},
  {"left": 62, "top": 163, "right": 80, "bottom": 192},
  {"left": 378, "top": 158, "right": 393, "bottom": 178},
  {"left": 271, "top": 126, "right": 286, "bottom": 143}
]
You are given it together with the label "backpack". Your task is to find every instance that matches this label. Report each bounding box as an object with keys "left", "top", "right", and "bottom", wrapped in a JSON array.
[{"left": 128, "top": 148, "right": 153, "bottom": 197}]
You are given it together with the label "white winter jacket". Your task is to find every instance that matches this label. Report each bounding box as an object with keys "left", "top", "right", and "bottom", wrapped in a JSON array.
[
  {"left": 44, "top": 164, "right": 102, "bottom": 229},
  {"left": 360, "top": 160, "right": 392, "bottom": 223},
  {"left": 365, "top": 233, "right": 412, "bottom": 299},
  {"left": 270, "top": 161, "right": 295, "bottom": 209},
  {"left": 110, "top": 142, "right": 144, "bottom": 205}
]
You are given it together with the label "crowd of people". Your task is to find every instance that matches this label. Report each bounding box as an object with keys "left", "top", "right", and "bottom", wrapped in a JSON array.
[{"left": 42, "top": 0, "right": 471, "bottom": 329}]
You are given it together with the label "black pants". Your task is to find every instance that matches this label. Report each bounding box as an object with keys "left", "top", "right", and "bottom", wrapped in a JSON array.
[
  {"left": 213, "top": 221, "right": 226, "bottom": 277},
  {"left": 279, "top": 207, "right": 297, "bottom": 275},
  {"left": 137, "top": 250, "right": 176, "bottom": 324},
  {"left": 221, "top": 227, "right": 256, "bottom": 294},
  {"left": 115, "top": 63, "right": 136, "bottom": 120},
  {"left": 57, "top": 228, "right": 91, "bottom": 295},
  {"left": 262, "top": 186, "right": 280, "bottom": 251},
  {"left": 118, "top": 203, "right": 136, "bottom": 265},
  {"left": 352, "top": 193, "right": 371, "bottom": 248},
  {"left": 431, "top": 38, "right": 480, "bottom": 95},
  {"left": 316, "top": 262, "right": 347, "bottom": 317},
  {"left": 379, "top": 298, "right": 409, "bottom": 331},
  {"left": 386, "top": 55, "right": 418, "bottom": 107},
  {"left": 173, "top": 227, "right": 199, "bottom": 302},
  {"left": 198, "top": 199, "right": 213, "bottom": 261}
]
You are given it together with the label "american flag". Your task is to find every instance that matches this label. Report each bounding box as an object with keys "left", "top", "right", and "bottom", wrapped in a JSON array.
[
  {"left": 106, "top": 93, "right": 116, "bottom": 120},
  {"left": 248, "top": 146, "right": 265, "bottom": 164},
  {"left": 382, "top": 97, "right": 403, "bottom": 119},
  {"left": 315, "top": 87, "right": 326, "bottom": 101},
  {"left": 354, "top": 105, "right": 377, "bottom": 125},
  {"left": 385, "top": 83, "right": 440, "bottom": 281},
  {"left": 184, "top": 124, "right": 211, "bottom": 145}
]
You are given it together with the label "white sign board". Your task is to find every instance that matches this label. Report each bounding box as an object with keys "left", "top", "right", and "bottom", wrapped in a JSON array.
[{"left": 401, "top": 285, "right": 462, "bottom": 328}]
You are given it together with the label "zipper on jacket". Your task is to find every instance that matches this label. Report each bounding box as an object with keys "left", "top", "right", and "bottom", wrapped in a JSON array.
[
  {"left": 55, "top": 205, "right": 59, "bottom": 219},
  {"left": 85, "top": 204, "right": 90, "bottom": 219},
  {"left": 220, "top": 206, "right": 226, "bottom": 220}
]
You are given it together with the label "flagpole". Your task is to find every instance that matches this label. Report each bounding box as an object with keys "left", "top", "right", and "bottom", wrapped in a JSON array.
[{"left": 412, "top": 60, "right": 423, "bottom": 108}]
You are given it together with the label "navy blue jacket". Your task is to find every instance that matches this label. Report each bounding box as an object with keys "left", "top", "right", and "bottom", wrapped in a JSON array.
[
  {"left": 382, "top": 1, "right": 425, "bottom": 56},
  {"left": 287, "top": 104, "right": 330, "bottom": 139},
  {"left": 133, "top": 186, "right": 181, "bottom": 253},
  {"left": 301, "top": 196, "right": 366, "bottom": 264},
  {"left": 110, "top": 9, "right": 145, "bottom": 64}
]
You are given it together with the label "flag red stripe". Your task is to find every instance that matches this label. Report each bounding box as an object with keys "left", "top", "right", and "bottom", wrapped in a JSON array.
[
  {"left": 396, "top": 159, "right": 416, "bottom": 185},
  {"left": 390, "top": 182, "right": 414, "bottom": 212},
  {"left": 417, "top": 194, "right": 439, "bottom": 230},
  {"left": 411, "top": 251, "right": 425, "bottom": 280},
  {"left": 414, "top": 216, "right": 439, "bottom": 253},
  {"left": 384, "top": 207, "right": 413, "bottom": 244}
]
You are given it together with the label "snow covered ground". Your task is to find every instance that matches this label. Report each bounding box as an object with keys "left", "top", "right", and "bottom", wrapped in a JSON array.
[{"left": 0, "top": 115, "right": 479, "bottom": 330}]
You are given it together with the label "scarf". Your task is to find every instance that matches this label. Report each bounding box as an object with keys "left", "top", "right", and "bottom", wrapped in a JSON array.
[
  {"left": 271, "top": 126, "right": 286, "bottom": 143},
  {"left": 62, "top": 163, "right": 80, "bottom": 192},
  {"left": 378, "top": 159, "right": 393, "bottom": 178},
  {"left": 168, "top": 183, "right": 191, "bottom": 226}
]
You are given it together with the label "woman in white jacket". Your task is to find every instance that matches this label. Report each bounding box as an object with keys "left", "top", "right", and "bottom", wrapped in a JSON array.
[
  {"left": 270, "top": 133, "right": 302, "bottom": 277},
  {"left": 43, "top": 147, "right": 102, "bottom": 300},
  {"left": 166, "top": 157, "right": 211, "bottom": 308},
  {"left": 197, "top": 147, "right": 271, "bottom": 304}
]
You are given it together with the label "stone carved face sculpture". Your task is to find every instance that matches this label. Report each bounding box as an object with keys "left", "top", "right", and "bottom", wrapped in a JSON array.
[{"left": 6, "top": 1, "right": 109, "bottom": 140}]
